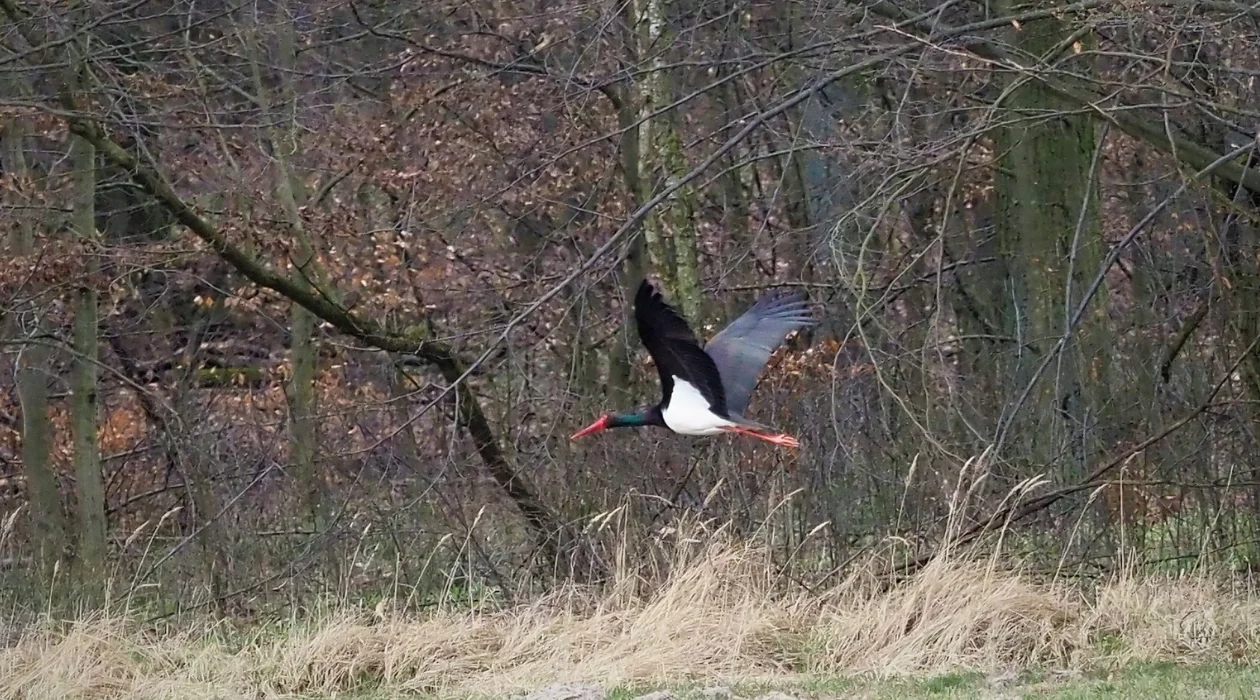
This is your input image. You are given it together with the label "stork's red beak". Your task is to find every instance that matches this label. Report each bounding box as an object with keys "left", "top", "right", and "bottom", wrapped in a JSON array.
[{"left": 570, "top": 414, "right": 611, "bottom": 440}]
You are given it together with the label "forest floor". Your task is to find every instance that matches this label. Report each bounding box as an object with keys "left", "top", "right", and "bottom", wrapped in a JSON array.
[{"left": 2, "top": 531, "right": 1259, "bottom": 699}]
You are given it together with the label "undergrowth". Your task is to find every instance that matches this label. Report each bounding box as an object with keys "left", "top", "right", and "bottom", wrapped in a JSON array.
[{"left": 2, "top": 457, "right": 1259, "bottom": 698}]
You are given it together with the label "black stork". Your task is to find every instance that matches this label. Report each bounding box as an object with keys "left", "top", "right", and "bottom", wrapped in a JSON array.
[{"left": 570, "top": 279, "right": 814, "bottom": 448}]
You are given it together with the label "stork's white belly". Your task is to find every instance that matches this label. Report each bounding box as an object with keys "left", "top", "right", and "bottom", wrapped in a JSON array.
[{"left": 661, "top": 377, "right": 735, "bottom": 435}]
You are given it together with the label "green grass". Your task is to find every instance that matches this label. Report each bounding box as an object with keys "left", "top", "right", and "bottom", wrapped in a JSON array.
[
  {"left": 517, "top": 665, "right": 1260, "bottom": 700},
  {"left": 566, "top": 665, "right": 1253, "bottom": 700},
  {"left": 324, "top": 666, "right": 1260, "bottom": 700}
]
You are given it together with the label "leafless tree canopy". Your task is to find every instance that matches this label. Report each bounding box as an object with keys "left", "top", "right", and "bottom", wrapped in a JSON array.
[{"left": 1, "top": 0, "right": 1259, "bottom": 612}]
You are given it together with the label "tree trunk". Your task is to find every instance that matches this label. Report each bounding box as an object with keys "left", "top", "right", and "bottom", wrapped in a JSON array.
[
  {"left": 16, "top": 340, "right": 64, "bottom": 574},
  {"left": 248, "top": 13, "right": 327, "bottom": 531},
  {"left": 608, "top": 4, "right": 647, "bottom": 399},
  {"left": 3, "top": 109, "right": 34, "bottom": 254},
  {"left": 634, "top": 0, "right": 702, "bottom": 319},
  {"left": 991, "top": 0, "right": 1105, "bottom": 476},
  {"left": 5, "top": 87, "right": 67, "bottom": 577},
  {"left": 68, "top": 106, "right": 107, "bottom": 594},
  {"left": 773, "top": 0, "right": 815, "bottom": 303}
]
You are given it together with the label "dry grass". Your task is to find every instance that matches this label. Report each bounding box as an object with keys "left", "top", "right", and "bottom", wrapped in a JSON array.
[
  {"left": 2, "top": 524, "right": 1259, "bottom": 700},
  {"left": 3, "top": 462, "right": 1259, "bottom": 700}
]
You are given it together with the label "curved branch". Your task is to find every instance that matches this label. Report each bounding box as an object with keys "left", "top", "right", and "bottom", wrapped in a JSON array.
[
  {"left": 0, "top": 0, "right": 578, "bottom": 563},
  {"left": 72, "top": 118, "right": 573, "bottom": 565}
]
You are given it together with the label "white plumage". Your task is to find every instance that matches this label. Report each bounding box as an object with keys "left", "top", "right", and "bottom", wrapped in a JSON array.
[{"left": 661, "top": 377, "right": 736, "bottom": 435}]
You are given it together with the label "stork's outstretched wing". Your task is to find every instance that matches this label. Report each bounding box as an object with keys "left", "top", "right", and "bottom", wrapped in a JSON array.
[{"left": 704, "top": 288, "right": 814, "bottom": 416}]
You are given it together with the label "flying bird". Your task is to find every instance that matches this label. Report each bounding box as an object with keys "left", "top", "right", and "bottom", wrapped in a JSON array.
[{"left": 570, "top": 279, "right": 814, "bottom": 448}]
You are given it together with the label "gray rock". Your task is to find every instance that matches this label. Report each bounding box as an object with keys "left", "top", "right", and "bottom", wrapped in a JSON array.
[
  {"left": 698, "top": 688, "right": 732, "bottom": 700},
  {"left": 632, "top": 691, "right": 674, "bottom": 700}
]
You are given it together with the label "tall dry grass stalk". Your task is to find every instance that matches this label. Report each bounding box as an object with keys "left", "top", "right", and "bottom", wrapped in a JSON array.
[{"left": 2, "top": 469, "right": 1258, "bottom": 699}]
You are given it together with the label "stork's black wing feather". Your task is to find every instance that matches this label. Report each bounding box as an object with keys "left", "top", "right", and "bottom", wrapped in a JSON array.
[
  {"left": 705, "top": 287, "right": 814, "bottom": 417},
  {"left": 633, "top": 280, "right": 728, "bottom": 416}
]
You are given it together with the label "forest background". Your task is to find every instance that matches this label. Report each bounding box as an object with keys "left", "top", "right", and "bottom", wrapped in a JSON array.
[{"left": 2, "top": 0, "right": 1260, "bottom": 694}]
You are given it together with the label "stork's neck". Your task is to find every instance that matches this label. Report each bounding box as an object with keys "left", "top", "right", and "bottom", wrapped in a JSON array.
[{"left": 608, "top": 407, "right": 663, "bottom": 429}]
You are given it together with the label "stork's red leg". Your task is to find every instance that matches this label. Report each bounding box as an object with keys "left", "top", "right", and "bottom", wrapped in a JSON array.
[{"left": 721, "top": 425, "right": 800, "bottom": 449}]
